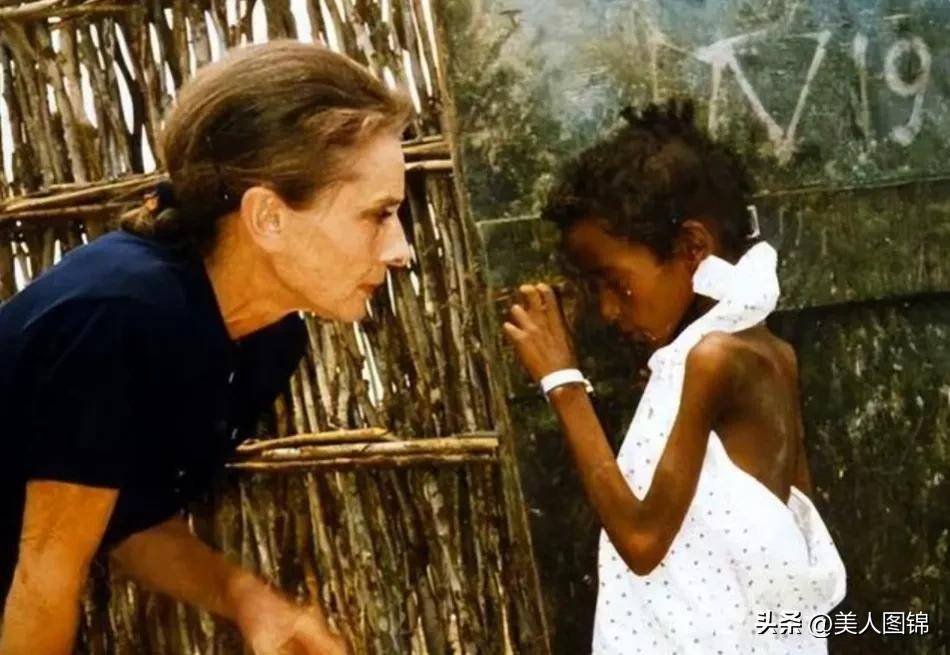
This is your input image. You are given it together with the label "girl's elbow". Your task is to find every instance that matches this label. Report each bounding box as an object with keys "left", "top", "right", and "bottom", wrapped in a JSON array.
[
  {"left": 617, "top": 531, "right": 667, "bottom": 577},
  {"left": 625, "top": 553, "right": 663, "bottom": 577}
]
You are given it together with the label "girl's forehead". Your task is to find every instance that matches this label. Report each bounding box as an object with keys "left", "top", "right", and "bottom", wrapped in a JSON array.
[{"left": 563, "top": 219, "right": 633, "bottom": 271}]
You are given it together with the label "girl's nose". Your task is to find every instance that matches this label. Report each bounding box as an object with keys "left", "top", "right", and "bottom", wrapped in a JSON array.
[
  {"left": 381, "top": 216, "right": 412, "bottom": 268},
  {"left": 599, "top": 288, "right": 622, "bottom": 324}
]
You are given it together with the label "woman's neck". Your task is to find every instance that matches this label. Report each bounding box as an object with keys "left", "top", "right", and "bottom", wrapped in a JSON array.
[{"left": 202, "top": 216, "right": 295, "bottom": 340}]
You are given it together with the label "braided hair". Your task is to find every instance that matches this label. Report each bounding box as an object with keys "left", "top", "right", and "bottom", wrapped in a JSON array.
[{"left": 543, "top": 99, "right": 758, "bottom": 260}]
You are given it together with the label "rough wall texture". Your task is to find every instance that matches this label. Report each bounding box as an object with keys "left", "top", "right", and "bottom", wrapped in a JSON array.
[{"left": 440, "top": 1, "right": 950, "bottom": 653}]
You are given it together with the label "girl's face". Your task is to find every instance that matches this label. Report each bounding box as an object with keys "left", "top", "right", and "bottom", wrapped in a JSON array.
[{"left": 563, "top": 217, "right": 702, "bottom": 351}]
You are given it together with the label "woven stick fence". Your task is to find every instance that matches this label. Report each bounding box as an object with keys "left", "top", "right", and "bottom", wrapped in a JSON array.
[{"left": 0, "top": 1, "right": 551, "bottom": 653}]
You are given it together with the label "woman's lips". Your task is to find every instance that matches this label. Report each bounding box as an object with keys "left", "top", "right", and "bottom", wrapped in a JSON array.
[{"left": 359, "top": 282, "right": 383, "bottom": 295}]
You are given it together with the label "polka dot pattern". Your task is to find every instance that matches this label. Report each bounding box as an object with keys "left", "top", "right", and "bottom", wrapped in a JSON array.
[{"left": 591, "top": 243, "right": 847, "bottom": 654}]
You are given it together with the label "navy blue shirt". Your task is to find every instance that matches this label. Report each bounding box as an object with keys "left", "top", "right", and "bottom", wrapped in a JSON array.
[{"left": 0, "top": 230, "right": 306, "bottom": 600}]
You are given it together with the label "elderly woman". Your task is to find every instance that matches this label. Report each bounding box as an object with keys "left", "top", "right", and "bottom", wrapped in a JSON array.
[{"left": 0, "top": 41, "right": 412, "bottom": 655}]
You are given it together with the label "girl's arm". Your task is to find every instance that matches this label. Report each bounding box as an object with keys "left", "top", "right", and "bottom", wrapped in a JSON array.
[{"left": 504, "top": 283, "right": 735, "bottom": 575}]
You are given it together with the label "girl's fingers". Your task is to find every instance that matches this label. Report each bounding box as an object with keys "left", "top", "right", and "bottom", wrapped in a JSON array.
[
  {"left": 509, "top": 304, "right": 536, "bottom": 331},
  {"left": 502, "top": 321, "right": 527, "bottom": 341},
  {"left": 519, "top": 284, "right": 545, "bottom": 315},
  {"left": 536, "top": 283, "right": 561, "bottom": 325}
]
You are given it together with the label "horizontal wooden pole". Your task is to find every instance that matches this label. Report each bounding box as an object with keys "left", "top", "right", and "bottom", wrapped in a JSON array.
[
  {"left": 228, "top": 451, "right": 496, "bottom": 472},
  {"left": 405, "top": 159, "right": 453, "bottom": 173},
  {"left": 0, "top": 139, "right": 451, "bottom": 222},
  {"left": 236, "top": 427, "right": 398, "bottom": 455},
  {"left": 0, "top": 1, "right": 146, "bottom": 22},
  {"left": 0, "top": 173, "right": 163, "bottom": 214},
  {"left": 230, "top": 434, "right": 500, "bottom": 471},
  {"left": 0, "top": 202, "right": 130, "bottom": 226},
  {"left": 402, "top": 139, "right": 449, "bottom": 160}
]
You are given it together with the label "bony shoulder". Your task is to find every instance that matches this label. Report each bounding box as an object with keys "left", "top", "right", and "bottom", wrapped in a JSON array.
[
  {"left": 689, "top": 329, "right": 792, "bottom": 381},
  {"left": 682, "top": 331, "right": 752, "bottom": 395},
  {"left": 686, "top": 331, "right": 741, "bottom": 371}
]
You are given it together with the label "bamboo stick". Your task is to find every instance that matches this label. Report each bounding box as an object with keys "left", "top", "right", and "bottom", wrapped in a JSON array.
[
  {"left": 0, "top": 201, "right": 129, "bottom": 225},
  {"left": 0, "top": 45, "right": 38, "bottom": 192},
  {"left": 3, "top": 21, "right": 62, "bottom": 185},
  {"left": 405, "top": 158, "right": 452, "bottom": 173},
  {"left": 0, "top": 172, "right": 161, "bottom": 211},
  {"left": 0, "top": 0, "right": 63, "bottom": 21},
  {"left": 42, "top": 3, "right": 132, "bottom": 20},
  {"left": 402, "top": 139, "right": 448, "bottom": 159},
  {"left": 0, "top": 144, "right": 447, "bottom": 221},
  {"left": 0, "top": 1, "right": 133, "bottom": 21},
  {"left": 236, "top": 427, "right": 398, "bottom": 454},
  {"left": 0, "top": 230, "right": 15, "bottom": 299},
  {"left": 185, "top": 0, "right": 212, "bottom": 69},
  {"left": 75, "top": 24, "right": 123, "bottom": 177},
  {"left": 115, "top": 17, "right": 162, "bottom": 162},
  {"left": 229, "top": 451, "right": 495, "bottom": 472},
  {"left": 234, "top": 436, "right": 498, "bottom": 463}
]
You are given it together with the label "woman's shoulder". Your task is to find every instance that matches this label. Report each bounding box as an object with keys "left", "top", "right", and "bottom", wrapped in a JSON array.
[
  {"left": 8, "top": 231, "right": 197, "bottom": 323},
  {"left": 0, "top": 235, "right": 202, "bottom": 363}
]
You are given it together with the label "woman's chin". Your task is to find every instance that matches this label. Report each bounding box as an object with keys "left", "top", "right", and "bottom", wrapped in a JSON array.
[
  {"left": 334, "top": 299, "right": 371, "bottom": 323},
  {"left": 298, "top": 296, "right": 367, "bottom": 323}
]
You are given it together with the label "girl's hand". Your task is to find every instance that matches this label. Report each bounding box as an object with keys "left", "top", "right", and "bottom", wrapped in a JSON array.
[
  {"left": 235, "top": 583, "right": 348, "bottom": 655},
  {"left": 503, "top": 283, "right": 578, "bottom": 383}
]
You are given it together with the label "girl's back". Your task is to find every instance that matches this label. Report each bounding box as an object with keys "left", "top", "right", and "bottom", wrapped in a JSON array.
[{"left": 703, "top": 325, "right": 811, "bottom": 504}]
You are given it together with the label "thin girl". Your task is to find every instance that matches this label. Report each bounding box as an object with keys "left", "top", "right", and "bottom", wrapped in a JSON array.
[{"left": 504, "top": 101, "right": 846, "bottom": 654}]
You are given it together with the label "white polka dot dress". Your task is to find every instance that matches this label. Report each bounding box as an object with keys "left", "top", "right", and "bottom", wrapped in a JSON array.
[{"left": 591, "top": 243, "right": 847, "bottom": 655}]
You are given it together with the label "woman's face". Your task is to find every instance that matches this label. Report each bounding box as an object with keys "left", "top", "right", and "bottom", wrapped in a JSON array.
[
  {"left": 271, "top": 131, "right": 411, "bottom": 322},
  {"left": 563, "top": 217, "right": 698, "bottom": 351}
]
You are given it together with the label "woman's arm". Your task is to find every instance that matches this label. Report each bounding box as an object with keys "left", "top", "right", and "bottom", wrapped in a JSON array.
[
  {"left": 109, "top": 516, "right": 260, "bottom": 623},
  {"left": 504, "top": 283, "right": 734, "bottom": 575},
  {"left": 0, "top": 480, "right": 118, "bottom": 655},
  {"left": 110, "top": 517, "right": 347, "bottom": 655}
]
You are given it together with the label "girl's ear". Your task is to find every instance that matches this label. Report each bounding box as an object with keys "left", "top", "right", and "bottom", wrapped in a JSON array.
[{"left": 674, "top": 219, "right": 716, "bottom": 272}]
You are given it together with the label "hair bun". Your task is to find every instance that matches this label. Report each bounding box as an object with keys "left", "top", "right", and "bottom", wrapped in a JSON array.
[{"left": 143, "top": 180, "right": 179, "bottom": 215}]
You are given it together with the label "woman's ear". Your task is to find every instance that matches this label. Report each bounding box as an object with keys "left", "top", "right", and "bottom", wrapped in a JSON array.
[
  {"left": 674, "top": 219, "right": 716, "bottom": 272},
  {"left": 240, "top": 186, "right": 285, "bottom": 251}
]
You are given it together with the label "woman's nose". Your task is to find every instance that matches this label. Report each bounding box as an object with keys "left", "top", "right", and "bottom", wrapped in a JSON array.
[{"left": 381, "top": 216, "right": 412, "bottom": 268}]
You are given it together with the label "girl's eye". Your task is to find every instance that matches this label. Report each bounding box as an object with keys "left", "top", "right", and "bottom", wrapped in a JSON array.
[{"left": 607, "top": 276, "right": 624, "bottom": 292}]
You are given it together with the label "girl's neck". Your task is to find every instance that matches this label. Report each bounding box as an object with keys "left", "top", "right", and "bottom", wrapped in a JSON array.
[{"left": 671, "top": 295, "right": 716, "bottom": 341}]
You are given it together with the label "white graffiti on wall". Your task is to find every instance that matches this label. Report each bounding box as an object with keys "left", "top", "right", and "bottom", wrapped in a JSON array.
[
  {"left": 882, "top": 36, "right": 931, "bottom": 146},
  {"left": 683, "top": 28, "right": 933, "bottom": 163},
  {"left": 695, "top": 29, "right": 831, "bottom": 164}
]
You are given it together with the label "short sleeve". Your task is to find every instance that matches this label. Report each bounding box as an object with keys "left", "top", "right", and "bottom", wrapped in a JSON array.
[{"left": 25, "top": 299, "right": 156, "bottom": 489}]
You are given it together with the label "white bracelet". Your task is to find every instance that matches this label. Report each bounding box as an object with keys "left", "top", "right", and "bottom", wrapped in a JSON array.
[{"left": 539, "top": 368, "right": 593, "bottom": 397}]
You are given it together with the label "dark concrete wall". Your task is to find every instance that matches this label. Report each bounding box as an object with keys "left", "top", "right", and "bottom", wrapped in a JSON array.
[{"left": 440, "top": 1, "right": 949, "bottom": 653}]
